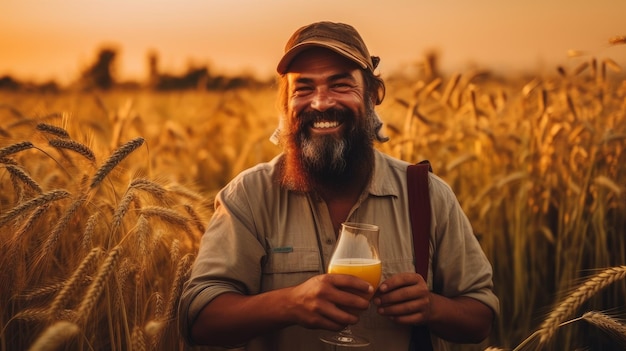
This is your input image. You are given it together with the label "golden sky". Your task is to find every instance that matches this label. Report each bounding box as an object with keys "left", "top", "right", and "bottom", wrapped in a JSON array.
[{"left": 2, "top": 0, "right": 625, "bottom": 84}]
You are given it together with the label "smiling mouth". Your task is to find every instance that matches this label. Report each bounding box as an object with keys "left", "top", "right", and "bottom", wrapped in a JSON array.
[{"left": 312, "top": 120, "right": 340, "bottom": 129}]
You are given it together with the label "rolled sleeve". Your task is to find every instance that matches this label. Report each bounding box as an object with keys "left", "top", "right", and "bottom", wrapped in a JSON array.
[
  {"left": 430, "top": 175, "right": 500, "bottom": 315},
  {"left": 178, "top": 182, "right": 268, "bottom": 344}
]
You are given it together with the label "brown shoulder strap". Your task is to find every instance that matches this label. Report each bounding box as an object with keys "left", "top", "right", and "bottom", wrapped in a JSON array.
[
  {"left": 407, "top": 161, "right": 431, "bottom": 278},
  {"left": 407, "top": 160, "right": 434, "bottom": 351}
]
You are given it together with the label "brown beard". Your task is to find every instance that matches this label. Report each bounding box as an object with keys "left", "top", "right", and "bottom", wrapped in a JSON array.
[{"left": 279, "top": 106, "right": 376, "bottom": 193}]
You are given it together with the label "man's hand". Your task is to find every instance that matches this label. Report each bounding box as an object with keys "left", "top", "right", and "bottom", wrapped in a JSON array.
[
  {"left": 372, "top": 272, "right": 431, "bottom": 325},
  {"left": 288, "top": 273, "right": 374, "bottom": 331},
  {"left": 373, "top": 272, "right": 494, "bottom": 343},
  {"left": 191, "top": 273, "right": 374, "bottom": 346}
]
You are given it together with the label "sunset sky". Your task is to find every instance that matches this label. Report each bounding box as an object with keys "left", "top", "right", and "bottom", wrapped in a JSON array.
[{"left": 2, "top": 0, "right": 625, "bottom": 84}]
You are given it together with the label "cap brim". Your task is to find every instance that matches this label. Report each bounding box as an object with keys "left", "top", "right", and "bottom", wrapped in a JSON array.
[{"left": 276, "top": 41, "right": 369, "bottom": 74}]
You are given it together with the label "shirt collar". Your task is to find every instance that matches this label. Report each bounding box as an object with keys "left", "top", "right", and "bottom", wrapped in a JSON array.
[{"left": 367, "top": 149, "right": 401, "bottom": 198}]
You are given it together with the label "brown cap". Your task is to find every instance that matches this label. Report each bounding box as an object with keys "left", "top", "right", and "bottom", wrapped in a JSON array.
[{"left": 276, "top": 21, "right": 380, "bottom": 74}]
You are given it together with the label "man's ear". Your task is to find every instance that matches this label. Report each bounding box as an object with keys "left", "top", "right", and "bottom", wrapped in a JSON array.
[
  {"left": 372, "top": 110, "right": 389, "bottom": 143},
  {"left": 269, "top": 115, "right": 285, "bottom": 146}
]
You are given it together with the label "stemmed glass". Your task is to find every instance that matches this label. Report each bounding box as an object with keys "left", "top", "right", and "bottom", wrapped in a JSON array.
[{"left": 319, "top": 222, "right": 381, "bottom": 347}]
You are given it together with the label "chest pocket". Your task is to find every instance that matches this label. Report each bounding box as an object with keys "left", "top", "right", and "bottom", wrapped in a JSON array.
[{"left": 261, "top": 248, "right": 321, "bottom": 290}]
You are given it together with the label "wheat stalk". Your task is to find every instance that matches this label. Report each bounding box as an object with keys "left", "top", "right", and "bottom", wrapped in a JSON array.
[
  {"left": 90, "top": 137, "right": 145, "bottom": 189},
  {"left": 27, "top": 320, "right": 79, "bottom": 351},
  {"left": 537, "top": 265, "right": 626, "bottom": 345},
  {"left": 0, "top": 102, "right": 24, "bottom": 117},
  {"left": 440, "top": 73, "right": 461, "bottom": 106}
]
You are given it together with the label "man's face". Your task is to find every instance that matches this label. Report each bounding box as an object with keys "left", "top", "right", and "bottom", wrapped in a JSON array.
[{"left": 282, "top": 47, "right": 375, "bottom": 188}]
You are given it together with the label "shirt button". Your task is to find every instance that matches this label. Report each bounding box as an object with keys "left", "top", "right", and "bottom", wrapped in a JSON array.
[{"left": 325, "top": 239, "right": 333, "bottom": 245}]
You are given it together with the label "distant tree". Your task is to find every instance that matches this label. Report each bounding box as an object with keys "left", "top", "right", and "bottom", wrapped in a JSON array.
[
  {"left": 79, "top": 47, "right": 118, "bottom": 90},
  {"left": 147, "top": 51, "right": 211, "bottom": 90},
  {"left": 145, "top": 49, "right": 269, "bottom": 91},
  {"left": 0, "top": 75, "right": 60, "bottom": 93},
  {"left": 0, "top": 75, "right": 20, "bottom": 90}
]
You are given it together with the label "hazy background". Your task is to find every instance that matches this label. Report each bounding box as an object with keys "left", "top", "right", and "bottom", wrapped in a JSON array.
[{"left": 2, "top": 0, "right": 625, "bottom": 84}]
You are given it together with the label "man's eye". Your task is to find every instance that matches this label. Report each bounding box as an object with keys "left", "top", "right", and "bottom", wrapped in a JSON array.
[
  {"left": 294, "top": 86, "right": 313, "bottom": 93},
  {"left": 332, "top": 83, "right": 352, "bottom": 90}
]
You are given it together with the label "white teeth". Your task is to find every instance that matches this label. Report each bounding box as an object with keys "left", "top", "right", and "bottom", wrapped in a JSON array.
[{"left": 313, "top": 121, "right": 339, "bottom": 128}]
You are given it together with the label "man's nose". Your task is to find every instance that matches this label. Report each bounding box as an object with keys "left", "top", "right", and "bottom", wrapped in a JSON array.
[{"left": 310, "top": 89, "right": 336, "bottom": 112}]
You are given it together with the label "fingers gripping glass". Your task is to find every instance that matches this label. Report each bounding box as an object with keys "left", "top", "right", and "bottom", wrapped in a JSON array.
[{"left": 320, "top": 222, "right": 381, "bottom": 347}]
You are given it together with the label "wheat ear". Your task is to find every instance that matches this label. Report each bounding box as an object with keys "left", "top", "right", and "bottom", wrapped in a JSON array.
[
  {"left": 130, "top": 178, "right": 166, "bottom": 197},
  {"left": 36, "top": 123, "right": 70, "bottom": 139},
  {"left": 90, "top": 137, "right": 145, "bottom": 189},
  {"left": 152, "top": 292, "right": 165, "bottom": 319},
  {"left": 49, "top": 247, "right": 103, "bottom": 318},
  {"left": 74, "top": 246, "right": 122, "bottom": 323},
  {"left": 582, "top": 311, "right": 626, "bottom": 346},
  {"left": 81, "top": 213, "right": 99, "bottom": 252},
  {"left": 0, "top": 189, "right": 70, "bottom": 227},
  {"left": 184, "top": 204, "right": 206, "bottom": 233},
  {"left": 39, "top": 194, "right": 87, "bottom": 260},
  {"left": 141, "top": 206, "right": 196, "bottom": 243},
  {"left": 5, "top": 164, "right": 43, "bottom": 193},
  {"left": 19, "top": 281, "right": 65, "bottom": 302},
  {"left": 152, "top": 253, "right": 193, "bottom": 344},
  {"left": 27, "top": 320, "right": 79, "bottom": 351},
  {"left": 132, "top": 325, "right": 147, "bottom": 351},
  {"left": 49, "top": 139, "right": 96, "bottom": 162},
  {"left": 169, "top": 239, "right": 180, "bottom": 264},
  {"left": 111, "top": 189, "right": 136, "bottom": 235},
  {"left": 12, "top": 203, "right": 50, "bottom": 242},
  {"left": 164, "top": 253, "right": 193, "bottom": 321},
  {"left": 0, "top": 141, "right": 34, "bottom": 158},
  {"left": 537, "top": 265, "right": 626, "bottom": 345},
  {"left": 141, "top": 206, "right": 190, "bottom": 229}
]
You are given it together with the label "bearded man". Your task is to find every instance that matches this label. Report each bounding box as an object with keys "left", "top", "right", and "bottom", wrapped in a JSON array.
[{"left": 179, "top": 21, "right": 499, "bottom": 351}]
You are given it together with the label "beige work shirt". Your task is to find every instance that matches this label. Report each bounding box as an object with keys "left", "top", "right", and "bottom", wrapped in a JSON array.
[{"left": 179, "top": 149, "right": 499, "bottom": 351}]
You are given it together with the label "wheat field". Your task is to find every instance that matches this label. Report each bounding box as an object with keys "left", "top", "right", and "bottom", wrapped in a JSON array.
[{"left": 1, "top": 56, "right": 625, "bottom": 350}]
